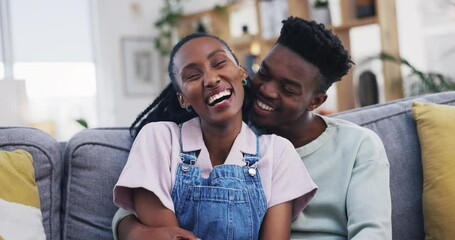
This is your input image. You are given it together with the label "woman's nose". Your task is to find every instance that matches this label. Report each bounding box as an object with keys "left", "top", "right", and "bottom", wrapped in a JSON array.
[{"left": 204, "top": 71, "right": 221, "bottom": 88}]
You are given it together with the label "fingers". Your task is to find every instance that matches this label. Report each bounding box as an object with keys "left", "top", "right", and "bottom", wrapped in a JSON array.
[{"left": 172, "top": 227, "right": 200, "bottom": 240}]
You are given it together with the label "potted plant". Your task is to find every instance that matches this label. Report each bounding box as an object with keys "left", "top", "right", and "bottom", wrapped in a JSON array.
[
  {"left": 154, "top": 0, "right": 183, "bottom": 56},
  {"left": 313, "top": 0, "right": 328, "bottom": 8},
  {"left": 365, "top": 52, "right": 455, "bottom": 97},
  {"left": 311, "top": 0, "right": 331, "bottom": 25}
]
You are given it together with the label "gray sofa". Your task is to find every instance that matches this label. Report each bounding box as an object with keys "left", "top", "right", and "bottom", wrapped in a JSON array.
[{"left": 1, "top": 91, "right": 455, "bottom": 240}]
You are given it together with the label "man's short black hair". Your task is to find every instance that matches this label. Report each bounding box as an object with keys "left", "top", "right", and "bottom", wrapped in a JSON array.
[{"left": 277, "top": 16, "right": 353, "bottom": 91}]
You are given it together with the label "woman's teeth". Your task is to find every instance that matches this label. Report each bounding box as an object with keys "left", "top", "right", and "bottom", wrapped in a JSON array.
[{"left": 208, "top": 89, "right": 231, "bottom": 105}]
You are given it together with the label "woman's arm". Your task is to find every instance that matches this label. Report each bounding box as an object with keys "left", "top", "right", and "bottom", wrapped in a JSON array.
[
  {"left": 129, "top": 188, "right": 199, "bottom": 240},
  {"left": 259, "top": 201, "right": 293, "bottom": 240},
  {"left": 133, "top": 187, "right": 178, "bottom": 227}
]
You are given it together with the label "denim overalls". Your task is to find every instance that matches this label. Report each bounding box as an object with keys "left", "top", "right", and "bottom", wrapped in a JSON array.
[{"left": 171, "top": 125, "right": 267, "bottom": 240}]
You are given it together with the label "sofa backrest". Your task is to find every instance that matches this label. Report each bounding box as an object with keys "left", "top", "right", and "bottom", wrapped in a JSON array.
[
  {"left": 61, "top": 128, "right": 132, "bottom": 240},
  {"left": 0, "top": 127, "right": 62, "bottom": 240},
  {"left": 332, "top": 91, "right": 455, "bottom": 240},
  {"left": 3, "top": 91, "right": 454, "bottom": 240}
]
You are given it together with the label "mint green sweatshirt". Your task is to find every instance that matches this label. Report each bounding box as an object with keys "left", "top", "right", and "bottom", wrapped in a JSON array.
[{"left": 291, "top": 116, "right": 391, "bottom": 240}]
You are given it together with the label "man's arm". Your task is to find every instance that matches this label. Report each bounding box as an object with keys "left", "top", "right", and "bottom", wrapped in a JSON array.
[{"left": 112, "top": 208, "right": 134, "bottom": 240}]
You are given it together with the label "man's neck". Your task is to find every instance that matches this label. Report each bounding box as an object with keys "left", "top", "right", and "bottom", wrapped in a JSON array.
[{"left": 270, "top": 113, "right": 327, "bottom": 148}]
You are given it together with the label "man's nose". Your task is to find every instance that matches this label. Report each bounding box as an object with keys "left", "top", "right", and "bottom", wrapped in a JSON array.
[{"left": 259, "top": 81, "right": 279, "bottom": 99}]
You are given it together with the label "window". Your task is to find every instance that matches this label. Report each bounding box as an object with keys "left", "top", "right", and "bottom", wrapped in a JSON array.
[{"left": 0, "top": 0, "right": 97, "bottom": 140}]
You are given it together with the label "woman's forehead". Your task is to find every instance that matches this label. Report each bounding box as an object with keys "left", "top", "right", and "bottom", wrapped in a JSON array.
[
  {"left": 178, "top": 37, "right": 225, "bottom": 56},
  {"left": 174, "top": 37, "right": 234, "bottom": 67}
]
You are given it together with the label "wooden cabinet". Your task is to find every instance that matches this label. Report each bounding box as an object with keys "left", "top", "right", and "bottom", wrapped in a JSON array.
[
  {"left": 178, "top": 0, "right": 403, "bottom": 112},
  {"left": 278, "top": 0, "right": 403, "bottom": 111}
]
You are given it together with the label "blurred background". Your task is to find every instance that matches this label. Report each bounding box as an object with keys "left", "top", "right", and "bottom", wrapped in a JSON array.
[{"left": 1, "top": 0, "right": 454, "bottom": 140}]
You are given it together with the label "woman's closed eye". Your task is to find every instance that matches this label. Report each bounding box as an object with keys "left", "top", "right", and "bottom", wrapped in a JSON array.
[
  {"left": 184, "top": 71, "right": 202, "bottom": 81},
  {"left": 212, "top": 59, "right": 226, "bottom": 69}
]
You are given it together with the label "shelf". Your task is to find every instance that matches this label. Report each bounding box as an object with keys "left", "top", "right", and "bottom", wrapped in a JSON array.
[
  {"left": 332, "top": 16, "right": 378, "bottom": 31},
  {"left": 177, "top": 0, "right": 401, "bottom": 112}
]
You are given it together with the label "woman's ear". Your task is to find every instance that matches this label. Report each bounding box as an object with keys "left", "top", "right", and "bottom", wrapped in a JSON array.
[
  {"left": 239, "top": 66, "right": 248, "bottom": 79},
  {"left": 307, "top": 92, "right": 328, "bottom": 111},
  {"left": 176, "top": 93, "right": 189, "bottom": 109}
]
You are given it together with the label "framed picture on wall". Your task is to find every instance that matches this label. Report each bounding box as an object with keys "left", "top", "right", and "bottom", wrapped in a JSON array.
[{"left": 122, "top": 37, "right": 161, "bottom": 96}]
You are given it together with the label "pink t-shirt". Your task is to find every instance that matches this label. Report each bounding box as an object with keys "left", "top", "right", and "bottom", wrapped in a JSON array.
[{"left": 113, "top": 117, "right": 317, "bottom": 219}]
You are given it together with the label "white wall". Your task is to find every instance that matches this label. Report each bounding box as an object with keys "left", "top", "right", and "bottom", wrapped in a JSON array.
[
  {"left": 93, "top": 0, "right": 164, "bottom": 127},
  {"left": 396, "top": 0, "right": 455, "bottom": 78},
  {"left": 93, "top": 0, "right": 245, "bottom": 127},
  {"left": 0, "top": 79, "right": 27, "bottom": 126}
]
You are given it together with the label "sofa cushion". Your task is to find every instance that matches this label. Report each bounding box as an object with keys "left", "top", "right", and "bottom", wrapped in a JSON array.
[
  {"left": 0, "top": 149, "right": 46, "bottom": 240},
  {"left": 412, "top": 101, "right": 455, "bottom": 239},
  {"left": 331, "top": 91, "right": 455, "bottom": 240},
  {"left": 0, "top": 127, "right": 62, "bottom": 240},
  {"left": 61, "top": 128, "right": 132, "bottom": 240}
]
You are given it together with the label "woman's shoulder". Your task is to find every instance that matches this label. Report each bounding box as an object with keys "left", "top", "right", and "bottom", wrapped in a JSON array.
[
  {"left": 246, "top": 123, "right": 294, "bottom": 149},
  {"left": 258, "top": 133, "right": 296, "bottom": 155},
  {"left": 136, "top": 121, "right": 180, "bottom": 139},
  {"left": 258, "top": 132, "right": 292, "bottom": 145},
  {"left": 141, "top": 121, "right": 178, "bottom": 131}
]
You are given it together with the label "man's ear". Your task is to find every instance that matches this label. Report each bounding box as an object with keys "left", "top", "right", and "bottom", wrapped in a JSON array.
[
  {"left": 176, "top": 93, "right": 188, "bottom": 109},
  {"left": 307, "top": 92, "right": 328, "bottom": 111}
]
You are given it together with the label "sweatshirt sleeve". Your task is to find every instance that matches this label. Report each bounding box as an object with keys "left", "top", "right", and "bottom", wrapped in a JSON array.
[{"left": 347, "top": 131, "right": 392, "bottom": 240}]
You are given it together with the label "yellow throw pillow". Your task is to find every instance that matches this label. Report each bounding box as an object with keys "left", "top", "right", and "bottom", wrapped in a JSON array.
[
  {"left": 0, "top": 149, "right": 46, "bottom": 240},
  {"left": 412, "top": 101, "right": 455, "bottom": 240}
]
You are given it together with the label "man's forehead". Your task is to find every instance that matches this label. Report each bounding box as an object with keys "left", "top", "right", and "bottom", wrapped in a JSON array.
[
  {"left": 263, "top": 44, "right": 319, "bottom": 81},
  {"left": 266, "top": 44, "right": 306, "bottom": 64}
]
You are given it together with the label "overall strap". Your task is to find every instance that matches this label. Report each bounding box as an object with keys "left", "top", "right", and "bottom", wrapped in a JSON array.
[
  {"left": 243, "top": 134, "right": 260, "bottom": 176},
  {"left": 178, "top": 123, "right": 197, "bottom": 167}
]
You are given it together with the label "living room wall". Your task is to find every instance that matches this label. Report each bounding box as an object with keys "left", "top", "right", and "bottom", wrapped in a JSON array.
[
  {"left": 396, "top": 0, "right": 455, "bottom": 88},
  {"left": 5, "top": 0, "right": 447, "bottom": 132},
  {"left": 94, "top": 0, "right": 454, "bottom": 128},
  {"left": 93, "top": 0, "right": 233, "bottom": 127},
  {"left": 93, "top": 0, "right": 164, "bottom": 127}
]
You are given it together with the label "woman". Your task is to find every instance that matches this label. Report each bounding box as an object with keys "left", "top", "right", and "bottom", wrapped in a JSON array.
[{"left": 113, "top": 32, "right": 317, "bottom": 240}]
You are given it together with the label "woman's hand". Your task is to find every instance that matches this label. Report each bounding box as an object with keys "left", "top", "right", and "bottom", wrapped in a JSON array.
[
  {"left": 119, "top": 215, "right": 199, "bottom": 240},
  {"left": 118, "top": 215, "right": 199, "bottom": 240}
]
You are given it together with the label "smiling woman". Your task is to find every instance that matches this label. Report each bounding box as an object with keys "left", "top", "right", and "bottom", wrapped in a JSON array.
[{"left": 113, "top": 32, "right": 317, "bottom": 240}]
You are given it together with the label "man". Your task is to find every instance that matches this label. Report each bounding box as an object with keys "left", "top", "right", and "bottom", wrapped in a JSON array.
[{"left": 113, "top": 16, "right": 391, "bottom": 239}]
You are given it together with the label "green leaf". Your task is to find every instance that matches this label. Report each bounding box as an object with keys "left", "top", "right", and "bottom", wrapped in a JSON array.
[
  {"left": 75, "top": 119, "right": 88, "bottom": 128},
  {"left": 363, "top": 51, "right": 455, "bottom": 96},
  {"left": 314, "top": 0, "right": 328, "bottom": 8}
]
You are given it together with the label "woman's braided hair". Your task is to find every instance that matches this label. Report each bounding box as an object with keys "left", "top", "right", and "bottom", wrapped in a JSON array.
[{"left": 129, "top": 32, "right": 252, "bottom": 138}]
